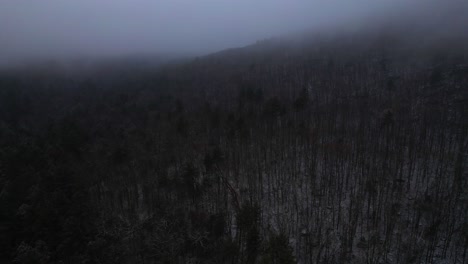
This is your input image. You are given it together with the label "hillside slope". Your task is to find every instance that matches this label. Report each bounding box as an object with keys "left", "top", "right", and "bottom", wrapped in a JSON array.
[{"left": 1, "top": 25, "right": 467, "bottom": 264}]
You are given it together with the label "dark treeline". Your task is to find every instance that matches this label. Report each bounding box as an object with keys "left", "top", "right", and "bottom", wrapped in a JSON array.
[{"left": 0, "top": 34, "right": 467, "bottom": 263}]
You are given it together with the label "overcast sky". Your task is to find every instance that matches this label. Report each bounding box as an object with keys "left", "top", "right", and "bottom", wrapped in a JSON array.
[{"left": 0, "top": 0, "right": 465, "bottom": 65}]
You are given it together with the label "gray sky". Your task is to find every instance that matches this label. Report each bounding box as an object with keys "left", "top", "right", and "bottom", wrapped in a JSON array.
[{"left": 0, "top": 0, "right": 464, "bottom": 65}]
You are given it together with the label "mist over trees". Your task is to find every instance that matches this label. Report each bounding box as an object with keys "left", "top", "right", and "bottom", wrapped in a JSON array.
[
  {"left": 1, "top": 1, "right": 468, "bottom": 262},
  {"left": 0, "top": 26, "right": 467, "bottom": 263}
]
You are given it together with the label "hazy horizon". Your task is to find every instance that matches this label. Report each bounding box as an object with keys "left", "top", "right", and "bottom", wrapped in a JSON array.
[{"left": 1, "top": 0, "right": 467, "bottom": 66}]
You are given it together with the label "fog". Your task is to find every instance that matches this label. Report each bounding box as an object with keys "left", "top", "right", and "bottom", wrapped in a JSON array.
[{"left": 0, "top": 0, "right": 466, "bottom": 66}]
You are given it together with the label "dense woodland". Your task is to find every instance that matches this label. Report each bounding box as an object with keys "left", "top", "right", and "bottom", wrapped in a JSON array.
[{"left": 0, "top": 32, "right": 467, "bottom": 264}]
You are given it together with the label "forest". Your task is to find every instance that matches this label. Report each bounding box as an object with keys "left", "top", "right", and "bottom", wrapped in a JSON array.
[{"left": 0, "top": 32, "right": 467, "bottom": 264}]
